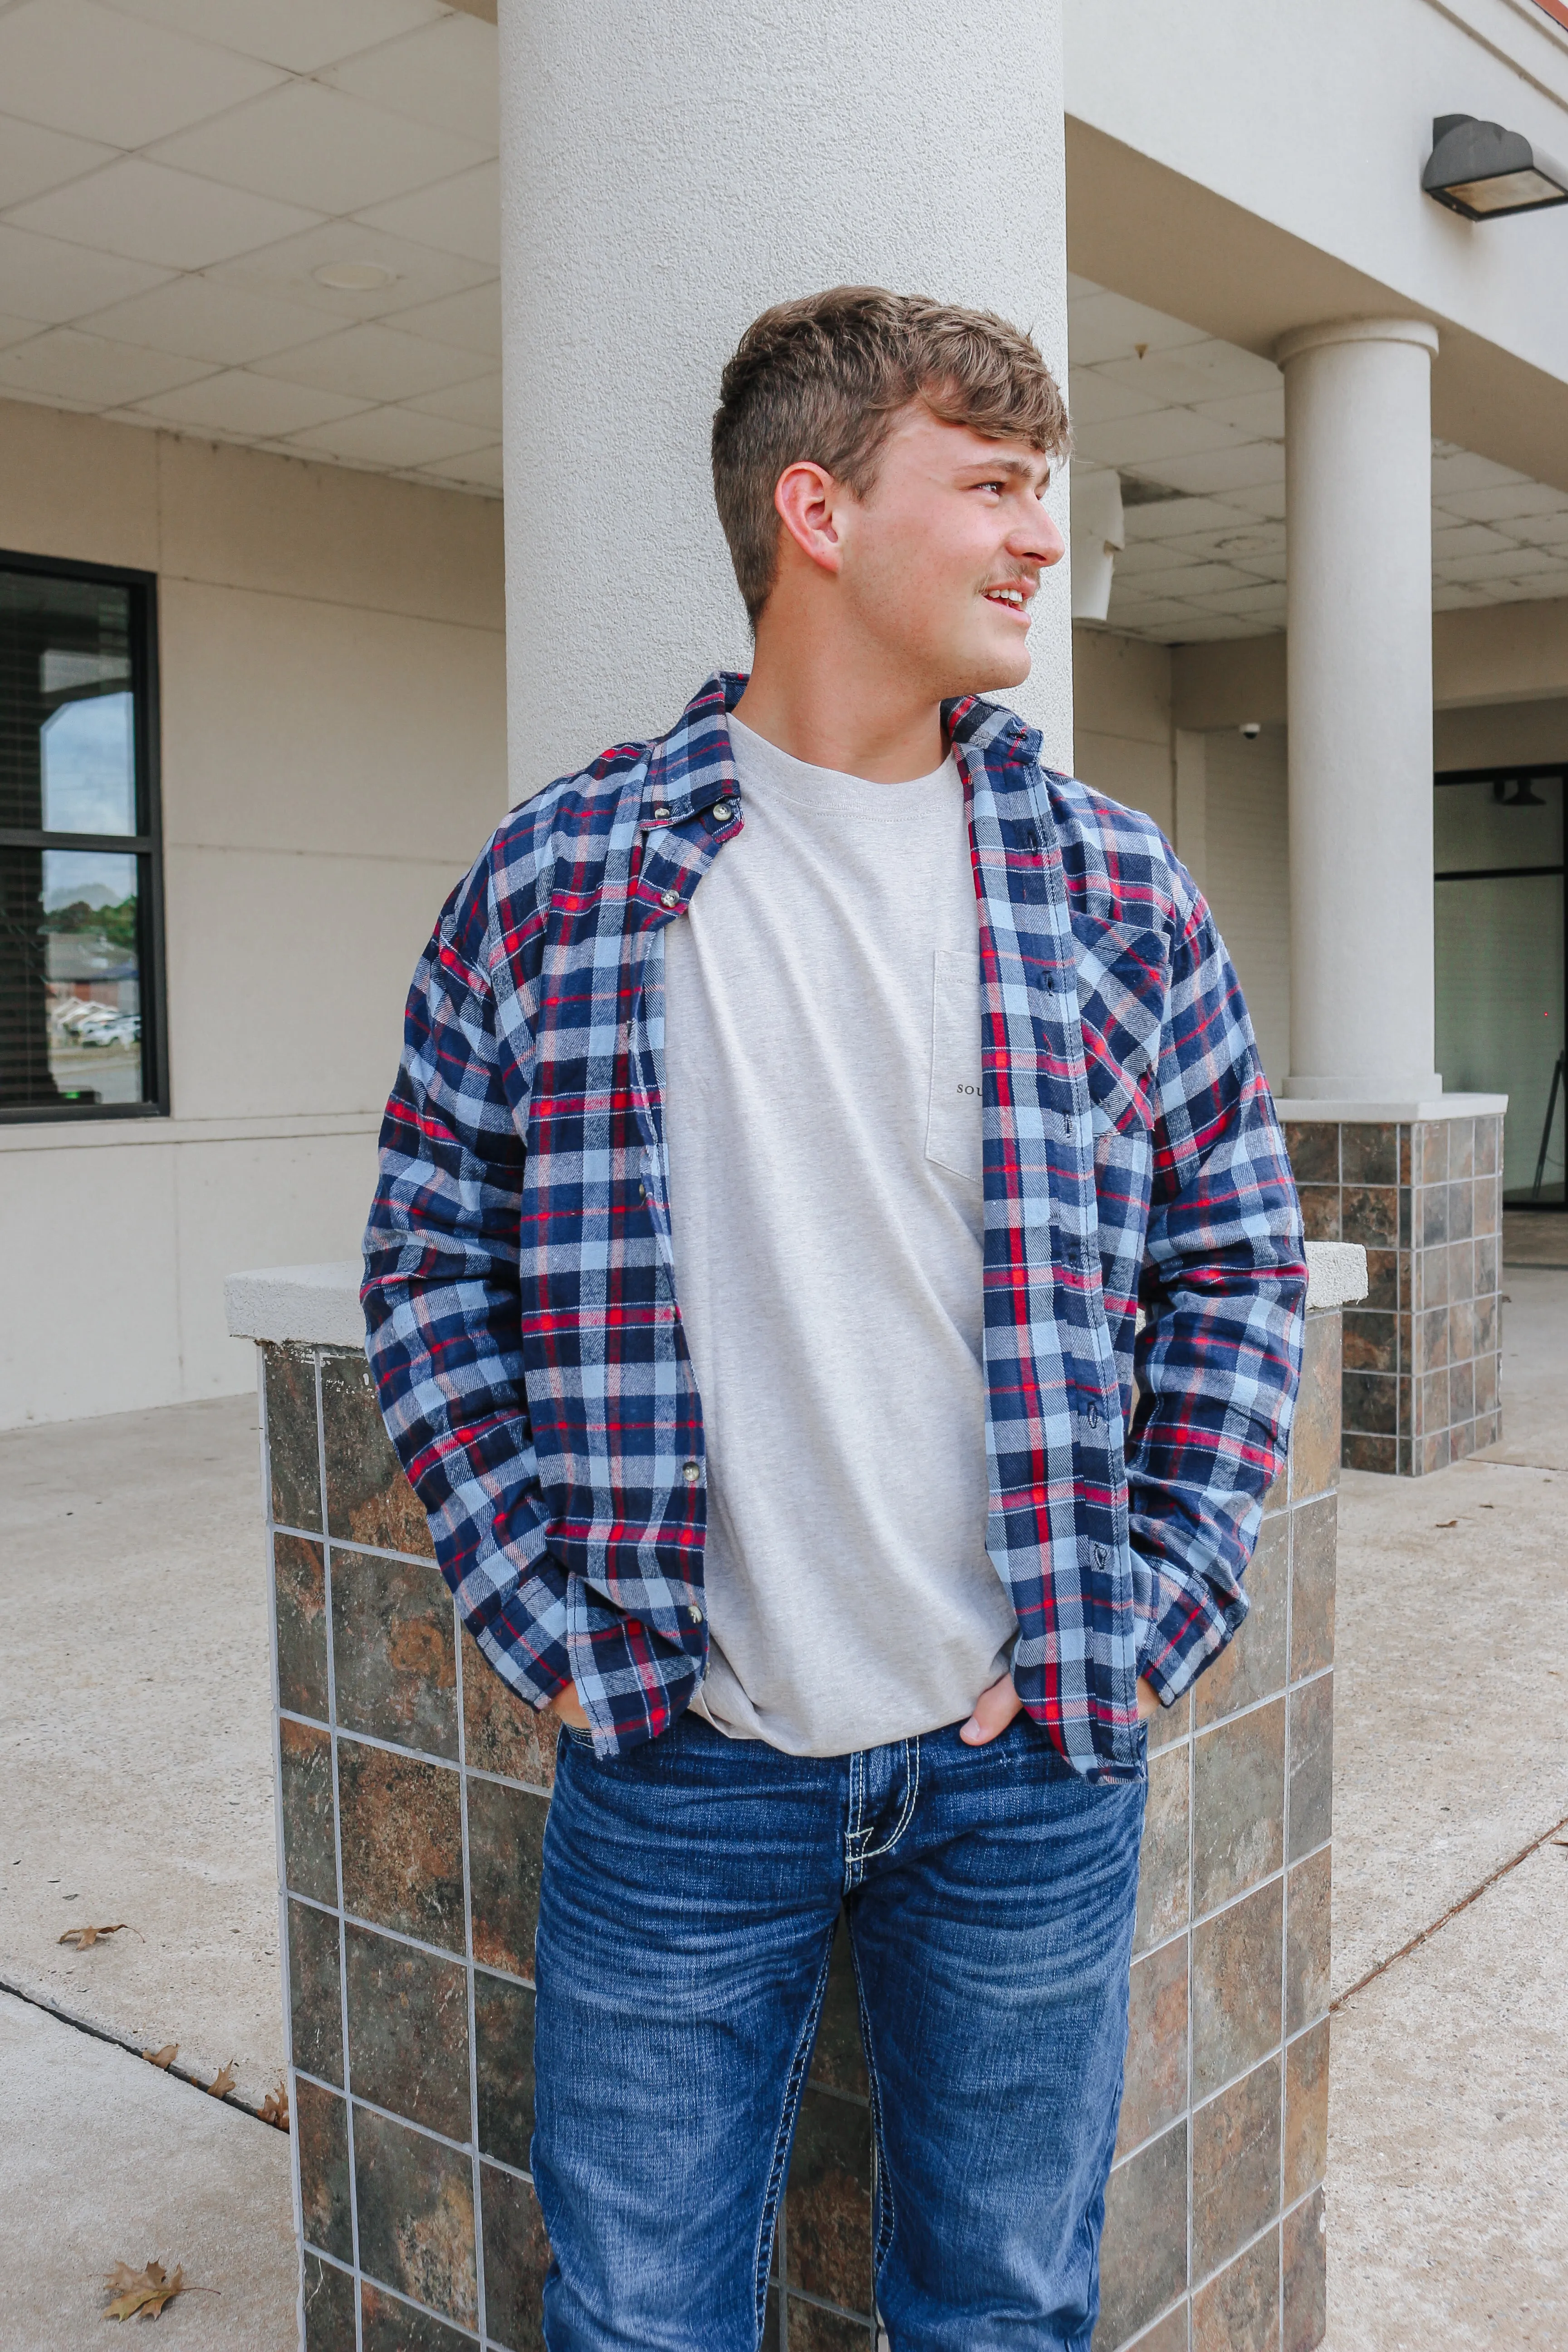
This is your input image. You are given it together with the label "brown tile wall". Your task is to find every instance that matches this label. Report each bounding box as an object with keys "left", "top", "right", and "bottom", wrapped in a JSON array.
[
  {"left": 265, "top": 1319, "right": 1339, "bottom": 2352},
  {"left": 1093, "top": 1302, "right": 1339, "bottom": 2352},
  {"left": 1285, "top": 1114, "right": 1503, "bottom": 1475}
]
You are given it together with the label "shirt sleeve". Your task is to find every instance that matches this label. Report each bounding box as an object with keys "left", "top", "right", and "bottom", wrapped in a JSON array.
[
  {"left": 1127, "top": 885, "right": 1308, "bottom": 1703},
  {"left": 360, "top": 870, "right": 570, "bottom": 1712}
]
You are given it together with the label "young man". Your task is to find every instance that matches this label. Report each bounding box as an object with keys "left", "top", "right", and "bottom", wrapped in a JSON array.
[{"left": 364, "top": 287, "right": 1306, "bottom": 2350}]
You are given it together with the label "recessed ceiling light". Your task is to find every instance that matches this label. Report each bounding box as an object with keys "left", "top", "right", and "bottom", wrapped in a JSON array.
[{"left": 312, "top": 261, "right": 399, "bottom": 291}]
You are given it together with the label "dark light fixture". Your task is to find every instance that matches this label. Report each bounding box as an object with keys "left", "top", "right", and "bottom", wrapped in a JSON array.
[{"left": 1423, "top": 113, "right": 1568, "bottom": 220}]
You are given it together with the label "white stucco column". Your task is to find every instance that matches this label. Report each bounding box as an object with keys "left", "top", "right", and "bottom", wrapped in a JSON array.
[
  {"left": 1279, "top": 317, "right": 1441, "bottom": 1102},
  {"left": 497, "top": 0, "right": 1071, "bottom": 797}
]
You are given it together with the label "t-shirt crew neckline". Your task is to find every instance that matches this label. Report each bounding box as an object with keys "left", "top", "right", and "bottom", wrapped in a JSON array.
[{"left": 725, "top": 710, "right": 958, "bottom": 819}]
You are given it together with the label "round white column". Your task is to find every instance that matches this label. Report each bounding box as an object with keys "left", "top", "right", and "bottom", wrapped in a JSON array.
[
  {"left": 1279, "top": 317, "right": 1441, "bottom": 1103},
  {"left": 498, "top": 0, "right": 1071, "bottom": 797}
]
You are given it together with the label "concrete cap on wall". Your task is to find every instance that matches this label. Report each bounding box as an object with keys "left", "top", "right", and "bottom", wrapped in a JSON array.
[{"left": 226, "top": 1243, "right": 1367, "bottom": 1351}]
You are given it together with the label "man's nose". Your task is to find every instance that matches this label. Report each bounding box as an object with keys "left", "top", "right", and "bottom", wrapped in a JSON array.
[{"left": 1011, "top": 505, "right": 1067, "bottom": 568}]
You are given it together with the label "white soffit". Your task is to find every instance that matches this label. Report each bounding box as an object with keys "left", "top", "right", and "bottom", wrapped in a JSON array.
[
  {"left": 0, "top": 0, "right": 503, "bottom": 496},
  {"left": 1069, "top": 274, "right": 1568, "bottom": 645}
]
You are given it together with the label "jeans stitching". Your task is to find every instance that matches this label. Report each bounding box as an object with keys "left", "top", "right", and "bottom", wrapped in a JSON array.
[
  {"left": 750, "top": 1923, "right": 837, "bottom": 2344},
  {"left": 857, "top": 1737, "right": 921, "bottom": 1862},
  {"left": 846, "top": 1915, "right": 899, "bottom": 2296}
]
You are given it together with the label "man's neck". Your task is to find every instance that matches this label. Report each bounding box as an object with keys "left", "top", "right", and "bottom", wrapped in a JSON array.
[{"left": 731, "top": 637, "right": 947, "bottom": 784}]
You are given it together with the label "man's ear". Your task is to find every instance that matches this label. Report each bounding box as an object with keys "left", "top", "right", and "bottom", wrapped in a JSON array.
[{"left": 773, "top": 461, "right": 845, "bottom": 579}]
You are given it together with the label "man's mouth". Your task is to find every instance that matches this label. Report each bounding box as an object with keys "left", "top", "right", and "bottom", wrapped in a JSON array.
[{"left": 982, "top": 583, "right": 1032, "bottom": 614}]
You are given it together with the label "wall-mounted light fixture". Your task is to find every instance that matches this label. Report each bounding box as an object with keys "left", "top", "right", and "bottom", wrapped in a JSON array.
[{"left": 1423, "top": 113, "right": 1568, "bottom": 220}]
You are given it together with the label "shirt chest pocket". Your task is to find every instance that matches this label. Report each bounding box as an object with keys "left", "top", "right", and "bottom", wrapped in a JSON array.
[{"left": 925, "top": 946, "right": 983, "bottom": 1185}]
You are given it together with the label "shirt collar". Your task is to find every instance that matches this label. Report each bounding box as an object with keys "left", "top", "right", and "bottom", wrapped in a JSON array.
[{"left": 639, "top": 673, "right": 1045, "bottom": 835}]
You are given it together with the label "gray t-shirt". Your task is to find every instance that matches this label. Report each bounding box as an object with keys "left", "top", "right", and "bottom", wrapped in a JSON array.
[{"left": 662, "top": 711, "right": 1017, "bottom": 1756}]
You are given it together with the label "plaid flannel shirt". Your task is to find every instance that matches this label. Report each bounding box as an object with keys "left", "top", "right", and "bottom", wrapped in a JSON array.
[{"left": 363, "top": 672, "right": 1306, "bottom": 1782}]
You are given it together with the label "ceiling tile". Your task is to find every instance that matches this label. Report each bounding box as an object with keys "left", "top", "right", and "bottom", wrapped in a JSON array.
[
  {"left": 0, "top": 221, "right": 173, "bottom": 322},
  {"left": 0, "top": 324, "right": 214, "bottom": 406},
  {"left": 1072, "top": 407, "right": 1245, "bottom": 468},
  {"left": 387, "top": 279, "right": 500, "bottom": 358},
  {"left": 1435, "top": 547, "right": 1560, "bottom": 583},
  {"left": 134, "top": 367, "right": 372, "bottom": 435},
  {"left": 1431, "top": 522, "right": 1516, "bottom": 560},
  {"left": 1107, "top": 539, "right": 1188, "bottom": 578},
  {"left": 1184, "top": 581, "right": 1289, "bottom": 617},
  {"left": 320, "top": 14, "right": 500, "bottom": 147},
  {"left": 1441, "top": 481, "right": 1568, "bottom": 525},
  {"left": 101, "top": 0, "right": 446, "bottom": 74},
  {"left": 206, "top": 220, "right": 494, "bottom": 319},
  {"left": 1190, "top": 387, "right": 1285, "bottom": 438},
  {"left": 1497, "top": 572, "right": 1568, "bottom": 601},
  {"left": 1095, "top": 340, "right": 1280, "bottom": 407},
  {"left": 417, "top": 441, "right": 503, "bottom": 491},
  {"left": 1064, "top": 288, "right": 1209, "bottom": 367},
  {"left": 286, "top": 404, "right": 496, "bottom": 467},
  {"left": 1224, "top": 480, "right": 1288, "bottom": 520},
  {"left": 356, "top": 160, "right": 499, "bottom": 265},
  {"left": 1431, "top": 583, "right": 1495, "bottom": 611},
  {"left": 1159, "top": 524, "right": 1285, "bottom": 568},
  {"left": 1142, "top": 561, "right": 1262, "bottom": 598},
  {"left": 1121, "top": 495, "right": 1245, "bottom": 541},
  {"left": 253, "top": 318, "right": 492, "bottom": 400},
  {"left": 1509, "top": 510, "right": 1568, "bottom": 548},
  {"left": 406, "top": 371, "right": 502, "bottom": 430},
  {"left": 8, "top": 157, "right": 323, "bottom": 272},
  {"left": 1066, "top": 366, "right": 1166, "bottom": 427},
  {"left": 1429, "top": 451, "right": 1528, "bottom": 498},
  {"left": 0, "top": 112, "right": 118, "bottom": 210},
  {"left": 78, "top": 275, "right": 345, "bottom": 365},
  {"left": 1131, "top": 442, "right": 1285, "bottom": 497},
  {"left": 0, "top": 0, "right": 284, "bottom": 148},
  {"left": 0, "top": 312, "right": 44, "bottom": 349},
  {"left": 149, "top": 81, "right": 492, "bottom": 217},
  {"left": 1102, "top": 595, "right": 1203, "bottom": 628}
]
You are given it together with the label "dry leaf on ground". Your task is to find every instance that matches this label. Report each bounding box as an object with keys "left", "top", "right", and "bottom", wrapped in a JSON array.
[
  {"left": 1433, "top": 1519, "right": 1459, "bottom": 1529},
  {"left": 103, "top": 2259, "right": 185, "bottom": 2320},
  {"left": 207, "top": 2060, "right": 237, "bottom": 2100},
  {"left": 142, "top": 2044, "right": 178, "bottom": 2070},
  {"left": 260, "top": 2078, "right": 289, "bottom": 2131},
  {"left": 58, "top": 1922, "right": 134, "bottom": 1950}
]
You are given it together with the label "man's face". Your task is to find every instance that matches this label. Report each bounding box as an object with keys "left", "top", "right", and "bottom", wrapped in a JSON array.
[{"left": 832, "top": 405, "right": 1066, "bottom": 700}]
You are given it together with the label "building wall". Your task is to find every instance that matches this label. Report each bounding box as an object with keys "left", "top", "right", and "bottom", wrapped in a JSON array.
[
  {"left": 0, "top": 402, "right": 506, "bottom": 1429},
  {"left": 1072, "top": 627, "right": 1173, "bottom": 832},
  {"left": 1203, "top": 725, "right": 1291, "bottom": 1092}
]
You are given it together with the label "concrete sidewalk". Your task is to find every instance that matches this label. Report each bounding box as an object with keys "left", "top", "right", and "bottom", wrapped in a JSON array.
[{"left": 0, "top": 1271, "right": 1563, "bottom": 2350}]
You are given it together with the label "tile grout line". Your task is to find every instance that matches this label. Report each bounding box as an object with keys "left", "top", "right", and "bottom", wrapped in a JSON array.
[
  {"left": 260, "top": 1355, "right": 308, "bottom": 2352},
  {"left": 1331, "top": 1807, "right": 1568, "bottom": 2012},
  {"left": 316, "top": 1352, "right": 365, "bottom": 2352},
  {"left": 455, "top": 1580, "right": 492, "bottom": 2350}
]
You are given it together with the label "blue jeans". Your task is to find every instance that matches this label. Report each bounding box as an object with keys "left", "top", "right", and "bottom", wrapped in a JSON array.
[{"left": 532, "top": 1708, "right": 1145, "bottom": 2352}]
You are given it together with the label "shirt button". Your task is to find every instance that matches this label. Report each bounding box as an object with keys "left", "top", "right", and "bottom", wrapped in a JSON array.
[
  {"left": 1093, "top": 1544, "right": 1108, "bottom": 1570},
  {"left": 682, "top": 1460, "right": 701, "bottom": 1484},
  {"left": 638, "top": 1181, "right": 647, "bottom": 1200},
  {"left": 1087, "top": 1403, "right": 1101, "bottom": 1428},
  {"left": 653, "top": 804, "right": 671, "bottom": 822},
  {"left": 689, "top": 1603, "right": 703, "bottom": 1623},
  {"left": 713, "top": 800, "right": 733, "bottom": 821},
  {"left": 661, "top": 889, "right": 679, "bottom": 909}
]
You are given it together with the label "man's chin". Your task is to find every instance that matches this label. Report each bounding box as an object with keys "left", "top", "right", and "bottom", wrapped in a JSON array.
[{"left": 946, "top": 641, "right": 1033, "bottom": 700}]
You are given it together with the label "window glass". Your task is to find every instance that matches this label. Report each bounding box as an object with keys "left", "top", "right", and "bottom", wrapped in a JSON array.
[{"left": 0, "top": 561, "right": 158, "bottom": 1118}]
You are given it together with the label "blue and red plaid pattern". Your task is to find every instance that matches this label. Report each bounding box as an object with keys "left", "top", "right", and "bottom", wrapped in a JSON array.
[{"left": 363, "top": 673, "right": 1306, "bottom": 1780}]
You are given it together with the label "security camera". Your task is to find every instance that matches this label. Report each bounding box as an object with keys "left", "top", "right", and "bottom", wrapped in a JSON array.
[{"left": 1240, "top": 721, "right": 1262, "bottom": 740}]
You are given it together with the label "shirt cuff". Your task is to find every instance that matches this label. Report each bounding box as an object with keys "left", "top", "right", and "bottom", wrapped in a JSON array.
[{"left": 1135, "top": 1552, "right": 1246, "bottom": 1706}]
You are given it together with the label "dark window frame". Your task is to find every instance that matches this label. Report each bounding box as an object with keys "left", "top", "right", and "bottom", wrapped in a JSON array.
[
  {"left": 0, "top": 544, "right": 167, "bottom": 1124},
  {"left": 1435, "top": 760, "right": 1567, "bottom": 1209}
]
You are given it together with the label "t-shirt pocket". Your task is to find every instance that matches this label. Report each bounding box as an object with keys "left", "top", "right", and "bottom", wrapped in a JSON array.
[{"left": 925, "top": 946, "right": 983, "bottom": 1184}]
